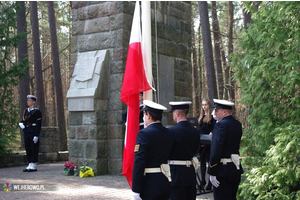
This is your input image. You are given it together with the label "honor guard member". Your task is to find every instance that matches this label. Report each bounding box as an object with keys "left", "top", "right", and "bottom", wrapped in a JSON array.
[
  {"left": 168, "top": 101, "right": 200, "bottom": 200},
  {"left": 208, "top": 99, "right": 243, "bottom": 200},
  {"left": 122, "top": 92, "right": 144, "bottom": 129},
  {"left": 132, "top": 100, "right": 173, "bottom": 200},
  {"left": 19, "top": 95, "right": 42, "bottom": 172}
]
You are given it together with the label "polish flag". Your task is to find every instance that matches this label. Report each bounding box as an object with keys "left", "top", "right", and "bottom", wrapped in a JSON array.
[{"left": 120, "top": 1, "right": 152, "bottom": 188}]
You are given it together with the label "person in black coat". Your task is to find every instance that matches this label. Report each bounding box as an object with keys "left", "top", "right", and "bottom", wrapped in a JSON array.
[
  {"left": 132, "top": 100, "right": 173, "bottom": 200},
  {"left": 19, "top": 95, "right": 42, "bottom": 172},
  {"left": 208, "top": 99, "right": 243, "bottom": 200},
  {"left": 197, "top": 99, "right": 216, "bottom": 190},
  {"left": 168, "top": 101, "right": 200, "bottom": 200}
]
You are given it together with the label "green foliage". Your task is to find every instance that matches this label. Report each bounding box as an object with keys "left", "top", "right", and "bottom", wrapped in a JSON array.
[
  {"left": 231, "top": 1, "right": 300, "bottom": 199},
  {"left": 238, "top": 125, "right": 300, "bottom": 200},
  {"left": 0, "top": 2, "right": 28, "bottom": 163}
]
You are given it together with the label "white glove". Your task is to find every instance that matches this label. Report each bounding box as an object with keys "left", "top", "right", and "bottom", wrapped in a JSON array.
[
  {"left": 210, "top": 175, "right": 220, "bottom": 188},
  {"left": 33, "top": 136, "right": 38, "bottom": 144},
  {"left": 19, "top": 123, "right": 25, "bottom": 129},
  {"left": 133, "top": 192, "right": 142, "bottom": 200}
]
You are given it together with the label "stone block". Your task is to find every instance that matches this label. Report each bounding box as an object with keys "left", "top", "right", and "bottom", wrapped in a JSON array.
[
  {"left": 116, "top": 1, "right": 134, "bottom": 15},
  {"left": 77, "top": 126, "right": 89, "bottom": 139},
  {"left": 99, "top": 2, "right": 117, "bottom": 17},
  {"left": 83, "top": 112, "right": 98, "bottom": 125},
  {"left": 69, "top": 112, "right": 82, "bottom": 125},
  {"left": 58, "top": 152, "right": 69, "bottom": 161},
  {"left": 72, "top": 1, "right": 87, "bottom": 9},
  {"left": 43, "top": 152, "right": 58, "bottom": 162},
  {"left": 94, "top": 99, "right": 108, "bottom": 111},
  {"left": 108, "top": 158, "right": 122, "bottom": 174},
  {"left": 69, "top": 126, "right": 76, "bottom": 139},
  {"left": 109, "top": 91, "right": 122, "bottom": 110},
  {"left": 116, "top": 29, "right": 130, "bottom": 48},
  {"left": 108, "top": 125, "right": 124, "bottom": 139},
  {"left": 108, "top": 110, "right": 124, "bottom": 124},
  {"left": 72, "top": 21, "right": 85, "bottom": 36},
  {"left": 87, "top": 5, "right": 99, "bottom": 19},
  {"left": 88, "top": 125, "right": 97, "bottom": 140},
  {"left": 78, "top": 32, "right": 115, "bottom": 52},
  {"left": 97, "top": 140, "right": 108, "bottom": 158},
  {"left": 96, "top": 158, "right": 108, "bottom": 175},
  {"left": 85, "top": 17, "right": 110, "bottom": 34},
  {"left": 158, "top": 55, "right": 175, "bottom": 108},
  {"left": 109, "top": 74, "right": 123, "bottom": 92},
  {"left": 72, "top": 9, "right": 78, "bottom": 21},
  {"left": 165, "top": 25, "right": 181, "bottom": 43},
  {"left": 94, "top": 125, "right": 108, "bottom": 140},
  {"left": 110, "top": 13, "right": 132, "bottom": 31},
  {"left": 110, "top": 60, "right": 125, "bottom": 75},
  {"left": 77, "top": 7, "right": 87, "bottom": 21},
  {"left": 39, "top": 145, "right": 51, "bottom": 153},
  {"left": 168, "top": 16, "right": 181, "bottom": 30},
  {"left": 85, "top": 140, "right": 97, "bottom": 158},
  {"left": 108, "top": 139, "right": 123, "bottom": 158},
  {"left": 69, "top": 140, "right": 84, "bottom": 157}
]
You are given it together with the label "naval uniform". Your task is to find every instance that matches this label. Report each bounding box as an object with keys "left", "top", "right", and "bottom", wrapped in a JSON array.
[
  {"left": 208, "top": 115, "right": 243, "bottom": 200},
  {"left": 122, "top": 103, "right": 144, "bottom": 129},
  {"left": 168, "top": 121, "right": 200, "bottom": 200},
  {"left": 21, "top": 107, "right": 42, "bottom": 164},
  {"left": 132, "top": 122, "right": 173, "bottom": 200}
]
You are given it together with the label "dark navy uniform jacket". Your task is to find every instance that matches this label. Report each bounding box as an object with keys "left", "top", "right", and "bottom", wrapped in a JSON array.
[
  {"left": 208, "top": 115, "right": 243, "bottom": 177},
  {"left": 168, "top": 121, "right": 200, "bottom": 186},
  {"left": 132, "top": 122, "right": 173, "bottom": 196},
  {"left": 21, "top": 107, "right": 42, "bottom": 136}
]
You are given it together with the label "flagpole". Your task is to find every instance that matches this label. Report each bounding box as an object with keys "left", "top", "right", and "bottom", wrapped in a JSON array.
[{"left": 142, "top": 1, "right": 152, "bottom": 101}]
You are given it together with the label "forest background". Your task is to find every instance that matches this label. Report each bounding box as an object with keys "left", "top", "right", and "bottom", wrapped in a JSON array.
[{"left": 0, "top": 1, "right": 299, "bottom": 199}]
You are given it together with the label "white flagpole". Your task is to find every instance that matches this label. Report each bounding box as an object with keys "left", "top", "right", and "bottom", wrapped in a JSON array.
[{"left": 141, "top": 1, "right": 153, "bottom": 101}]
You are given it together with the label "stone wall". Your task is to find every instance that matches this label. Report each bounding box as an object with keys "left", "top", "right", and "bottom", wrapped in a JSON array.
[{"left": 70, "top": 1, "right": 192, "bottom": 174}]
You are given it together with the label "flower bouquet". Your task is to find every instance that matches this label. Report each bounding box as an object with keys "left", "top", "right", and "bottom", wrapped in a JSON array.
[
  {"left": 79, "top": 166, "right": 94, "bottom": 178},
  {"left": 64, "top": 161, "right": 75, "bottom": 176}
]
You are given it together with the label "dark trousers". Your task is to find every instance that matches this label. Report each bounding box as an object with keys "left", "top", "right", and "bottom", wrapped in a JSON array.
[
  {"left": 24, "top": 132, "right": 39, "bottom": 163},
  {"left": 170, "top": 185, "right": 196, "bottom": 200},
  {"left": 213, "top": 175, "right": 241, "bottom": 200},
  {"left": 199, "top": 145, "right": 211, "bottom": 187},
  {"left": 141, "top": 192, "right": 171, "bottom": 200}
]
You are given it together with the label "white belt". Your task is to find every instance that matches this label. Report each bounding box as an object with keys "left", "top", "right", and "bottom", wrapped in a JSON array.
[
  {"left": 168, "top": 160, "right": 192, "bottom": 167},
  {"left": 220, "top": 158, "right": 232, "bottom": 165},
  {"left": 144, "top": 167, "right": 161, "bottom": 174}
]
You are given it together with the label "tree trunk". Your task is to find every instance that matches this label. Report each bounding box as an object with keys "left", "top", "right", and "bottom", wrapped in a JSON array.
[
  {"left": 211, "top": 1, "right": 223, "bottom": 99},
  {"left": 47, "top": 1, "right": 67, "bottom": 151},
  {"left": 227, "top": 1, "right": 236, "bottom": 116},
  {"left": 198, "top": 1, "right": 218, "bottom": 102},
  {"left": 31, "top": 1, "right": 47, "bottom": 126},
  {"left": 198, "top": 25, "right": 203, "bottom": 102},
  {"left": 191, "top": 7, "right": 200, "bottom": 116},
  {"left": 227, "top": 1, "right": 235, "bottom": 102},
  {"left": 17, "top": 1, "right": 30, "bottom": 149},
  {"left": 242, "top": 5, "right": 251, "bottom": 29}
]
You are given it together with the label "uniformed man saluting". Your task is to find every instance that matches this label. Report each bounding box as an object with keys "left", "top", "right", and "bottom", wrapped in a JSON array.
[
  {"left": 132, "top": 100, "right": 173, "bottom": 200},
  {"left": 168, "top": 101, "right": 200, "bottom": 200},
  {"left": 208, "top": 99, "right": 243, "bottom": 200},
  {"left": 19, "top": 95, "right": 42, "bottom": 172}
]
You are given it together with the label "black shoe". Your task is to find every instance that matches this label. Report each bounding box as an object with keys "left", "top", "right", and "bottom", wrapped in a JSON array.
[
  {"left": 28, "top": 169, "right": 37, "bottom": 172},
  {"left": 23, "top": 169, "right": 29, "bottom": 172}
]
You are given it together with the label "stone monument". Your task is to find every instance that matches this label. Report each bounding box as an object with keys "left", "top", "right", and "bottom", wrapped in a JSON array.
[{"left": 67, "top": 50, "right": 109, "bottom": 175}]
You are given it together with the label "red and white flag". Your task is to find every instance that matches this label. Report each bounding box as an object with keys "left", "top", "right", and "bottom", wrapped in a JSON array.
[{"left": 120, "top": 1, "right": 152, "bottom": 188}]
